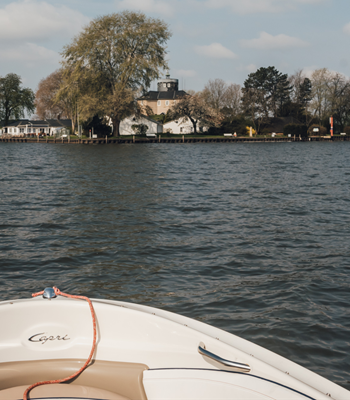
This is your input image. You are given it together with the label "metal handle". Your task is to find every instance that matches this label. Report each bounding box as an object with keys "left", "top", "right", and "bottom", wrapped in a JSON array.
[{"left": 198, "top": 343, "right": 251, "bottom": 373}]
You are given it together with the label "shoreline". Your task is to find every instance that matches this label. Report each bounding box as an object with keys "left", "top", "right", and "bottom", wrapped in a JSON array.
[{"left": 0, "top": 136, "right": 348, "bottom": 145}]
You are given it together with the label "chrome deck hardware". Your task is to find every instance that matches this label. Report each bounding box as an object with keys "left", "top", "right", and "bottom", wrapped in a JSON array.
[
  {"left": 43, "top": 287, "right": 57, "bottom": 299},
  {"left": 198, "top": 342, "right": 251, "bottom": 372}
]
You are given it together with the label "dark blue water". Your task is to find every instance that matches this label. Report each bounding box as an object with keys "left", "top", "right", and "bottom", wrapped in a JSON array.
[{"left": 0, "top": 142, "right": 349, "bottom": 389}]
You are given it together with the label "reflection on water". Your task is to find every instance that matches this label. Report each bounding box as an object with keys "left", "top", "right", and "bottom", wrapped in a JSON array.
[{"left": 0, "top": 142, "right": 349, "bottom": 389}]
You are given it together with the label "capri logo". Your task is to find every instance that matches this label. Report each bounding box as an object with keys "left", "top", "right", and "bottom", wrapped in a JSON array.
[{"left": 28, "top": 333, "right": 70, "bottom": 344}]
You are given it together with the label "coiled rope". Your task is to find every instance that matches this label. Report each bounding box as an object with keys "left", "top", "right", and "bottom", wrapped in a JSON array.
[{"left": 23, "top": 286, "right": 97, "bottom": 400}]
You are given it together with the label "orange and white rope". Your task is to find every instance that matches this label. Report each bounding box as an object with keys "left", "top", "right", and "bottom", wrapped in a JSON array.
[{"left": 23, "top": 287, "right": 97, "bottom": 400}]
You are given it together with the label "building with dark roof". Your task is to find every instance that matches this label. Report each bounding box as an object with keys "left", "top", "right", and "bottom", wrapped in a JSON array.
[
  {"left": 137, "top": 73, "right": 188, "bottom": 115},
  {"left": 0, "top": 119, "right": 72, "bottom": 136}
]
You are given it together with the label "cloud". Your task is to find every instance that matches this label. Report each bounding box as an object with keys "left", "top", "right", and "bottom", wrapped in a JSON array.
[
  {"left": 241, "top": 32, "right": 309, "bottom": 50},
  {"left": 116, "top": 0, "right": 174, "bottom": 17},
  {"left": 195, "top": 43, "right": 237, "bottom": 59},
  {"left": 0, "top": 43, "right": 60, "bottom": 67},
  {"left": 343, "top": 22, "right": 350, "bottom": 35},
  {"left": 204, "top": 0, "right": 326, "bottom": 14},
  {"left": 246, "top": 64, "right": 257, "bottom": 72},
  {"left": 237, "top": 63, "right": 257, "bottom": 73},
  {"left": 0, "top": 0, "right": 90, "bottom": 42},
  {"left": 176, "top": 69, "right": 197, "bottom": 77}
]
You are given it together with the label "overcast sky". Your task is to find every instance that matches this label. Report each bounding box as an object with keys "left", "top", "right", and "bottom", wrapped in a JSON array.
[{"left": 1, "top": 0, "right": 349, "bottom": 92}]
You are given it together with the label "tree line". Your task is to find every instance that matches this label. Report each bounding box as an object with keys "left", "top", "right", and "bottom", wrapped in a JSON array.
[
  {"left": 1, "top": 11, "right": 350, "bottom": 136},
  {"left": 199, "top": 66, "right": 350, "bottom": 136}
]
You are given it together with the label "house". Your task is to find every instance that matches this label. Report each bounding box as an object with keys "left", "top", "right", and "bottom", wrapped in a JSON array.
[
  {"left": 120, "top": 115, "right": 163, "bottom": 136},
  {"left": 163, "top": 117, "right": 208, "bottom": 134},
  {"left": 137, "top": 73, "right": 188, "bottom": 115},
  {"left": 0, "top": 119, "right": 72, "bottom": 136}
]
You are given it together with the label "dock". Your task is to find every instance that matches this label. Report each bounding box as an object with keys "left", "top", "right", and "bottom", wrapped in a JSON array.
[{"left": 0, "top": 136, "right": 348, "bottom": 145}]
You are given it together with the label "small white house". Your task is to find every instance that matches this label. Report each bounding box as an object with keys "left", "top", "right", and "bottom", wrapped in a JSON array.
[
  {"left": 120, "top": 115, "right": 163, "bottom": 136},
  {"left": 1, "top": 119, "right": 71, "bottom": 136},
  {"left": 163, "top": 117, "right": 208, "bottom": 134}
]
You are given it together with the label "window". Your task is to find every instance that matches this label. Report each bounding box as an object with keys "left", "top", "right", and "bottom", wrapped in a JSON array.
[
  {"left": 157, "top": 100, "right": 161, "bottom": 106},
  {"left": 9, "top": 128, "right": 12, "bottom": 133},
  {"left": 165, "top": 100, "right": 169, "bottom": 106},
  {"left": 20, "top": 128, "right": 24, "bottom": 133},
  {"left": 180, "top": 127, "right": 183, "bottom": 133},
  {"left": 28, "top": 128, "right": 31, "bottom": 133},
  {"left": 32, "top": 128, "right": 36, "bottom": 133}
]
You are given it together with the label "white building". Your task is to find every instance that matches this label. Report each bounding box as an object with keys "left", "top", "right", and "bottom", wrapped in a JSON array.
[
  {"left": 1, "top": 119, "right": 71, "bottom": 136},
  {"left": 120, "top": 115, "right": 163, "bottom": 136},
  {"left": 163, "top": 117, "right": 208, "bottom": 134}
]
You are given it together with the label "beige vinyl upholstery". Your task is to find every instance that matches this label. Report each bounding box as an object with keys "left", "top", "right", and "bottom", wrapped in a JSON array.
[
  {"left": 0, "top": 384, "right": 128, "bottom": 400},
  {"left": 0, "top": 359, "right": 148, "bottom": 400}
]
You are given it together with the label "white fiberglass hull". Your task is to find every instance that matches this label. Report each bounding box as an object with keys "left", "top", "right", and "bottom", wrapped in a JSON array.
[{"left": 0, "top": 295, "right": 348, "bottom": 400}]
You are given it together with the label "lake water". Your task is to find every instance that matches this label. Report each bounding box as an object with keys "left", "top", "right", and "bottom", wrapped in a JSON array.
[{"left": 0, "top": 141, "right": 349, "bottom": 390}]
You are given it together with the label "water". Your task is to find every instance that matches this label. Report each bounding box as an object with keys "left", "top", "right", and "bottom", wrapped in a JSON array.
[{"left": 0, "top": 141, "right": 349, "bottom": 390}]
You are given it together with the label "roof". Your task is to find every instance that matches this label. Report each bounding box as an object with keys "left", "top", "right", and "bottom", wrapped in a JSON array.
[
  {"left": 4, "top": 119, "right": 72, "bottom": 128},
  {"left": 138, "top": 90, "right": 188, "bottom": 101},
  {"left": 126, "top": 114, "right": 163, "bottom": 126}
]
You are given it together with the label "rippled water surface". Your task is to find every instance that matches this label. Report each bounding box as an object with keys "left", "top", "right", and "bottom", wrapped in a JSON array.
[{"left": 0, "top": 142, "right": 349, "bottom": 389}]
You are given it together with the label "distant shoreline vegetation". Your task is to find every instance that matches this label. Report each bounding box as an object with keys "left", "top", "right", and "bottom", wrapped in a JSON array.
[{"left": 1, "top": 12, "right": 350, "bottom": 139}]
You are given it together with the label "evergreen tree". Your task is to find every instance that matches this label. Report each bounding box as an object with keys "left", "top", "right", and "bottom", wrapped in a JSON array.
[{"left": 242, "top": 66, "right": 292, "bottom": 118}]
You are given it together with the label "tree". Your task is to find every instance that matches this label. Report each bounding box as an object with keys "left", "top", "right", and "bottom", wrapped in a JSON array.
[
  {"left": 326, "top": 72, "right": 350, "bottom": 131},
  {"left": 308, "top": 68, "right": 350, "bottom": 131},
  {"left": 0, "top": 73, "right": 35, "bottom": 126},
  {"left": 288, "top": 70, "right": 312, "bottom": 123},
  {"left": 242, "top": 66, "right": 292, "bottom": 119},
  {"left": 131, "top": 123, "right": 148, "bottom": 135},
  {"left": 35, "top": 69, "right": 72, "bottom": 120},
  {"left": 309, "top": 68, "right": 332, "bottom": 124},
  {"left": 202, "top": 79, "right": 241, "bottom": 118},
  {"left": 222, "top": 83, "right": 242, "bottom": 117},
  {"left": 60, "top": 11, "right": 171, "bottom": 136},
  {"left": 168, "top": 93, "right": 220, "bottom": 134},
  {"left": 241, "top": 86, "right": 268, "bottom": 134},
  {"left": 202, "top": 79, "right": 228, "bottom": 112}
]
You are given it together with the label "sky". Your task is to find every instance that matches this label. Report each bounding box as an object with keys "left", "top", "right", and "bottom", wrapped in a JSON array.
[{"left": 0, "top": 0, "right": 350, "bottom": 93}]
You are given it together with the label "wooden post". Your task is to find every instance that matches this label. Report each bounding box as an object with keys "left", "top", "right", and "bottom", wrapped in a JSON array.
[
  {"left": 106, "top": 135, "right": 108, "bottom": 144},
  {"left": 182, "top": 135, "right": 184, "bottom": 143}
]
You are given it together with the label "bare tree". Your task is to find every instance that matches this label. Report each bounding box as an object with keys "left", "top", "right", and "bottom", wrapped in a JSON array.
[
  {"left": 309, "top": 68, "right": 332, "bottom": 123},
  {"left": 169, "top": 93, "right": 221, "bottom": 134},
  {"left": 35, "top": 70, "right": 70, "bottom": 120},
  {"left": 222, "top": 83, "right": 242, "bottom": 117},
  {"left": 326, "top": 72, "right": 350, "bottom": 130},
  {"left": 202, "top": 79, "right": 228, "bottom": 112}
]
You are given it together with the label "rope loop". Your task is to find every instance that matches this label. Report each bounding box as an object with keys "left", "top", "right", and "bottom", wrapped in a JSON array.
[{"left": 23, "top": 287, "right": 97, "bottom": 400}]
